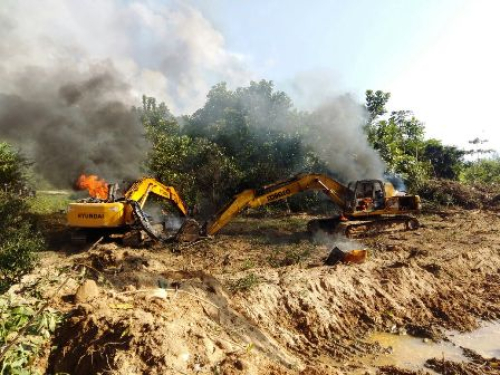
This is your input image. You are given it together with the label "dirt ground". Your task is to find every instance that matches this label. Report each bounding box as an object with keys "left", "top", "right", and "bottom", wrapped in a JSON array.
[{"left": 17, "top": 208, "right": 500, "bottom": 374}]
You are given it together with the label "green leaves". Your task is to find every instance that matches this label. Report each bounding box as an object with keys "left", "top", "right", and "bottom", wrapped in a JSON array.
[
  {"left": 0, "top": 194, "right": 42, "bottom": 291},
  {"left": 461, "top": 156, "right": 500, "bottom": 184},
  {"left": 0, "top": 295, "right": 62, "bottom": 375},
  {"left": 144, "top": 81, "right": 309, "bottom": 211}
]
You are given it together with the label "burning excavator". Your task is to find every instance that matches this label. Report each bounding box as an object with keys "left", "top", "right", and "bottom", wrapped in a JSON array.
[
  {"left": 67, "top": 174, "right": 188, "bottom": 244},
  {"left": 176, "top": 173, "right": 421, "bottom": 242},
  {"left": 67, "top": 173, "right": 421, "bottom": 245}
]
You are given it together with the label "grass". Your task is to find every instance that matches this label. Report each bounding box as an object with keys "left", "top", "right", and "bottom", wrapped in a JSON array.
[
  {"left": 267, "top": 244, "right": 312, "bottom": 268},
  {"left": 28, "top": 193, "right": 71, "bottom": 215},
  {"left": 241, "top": 259, "right": 256, "bottom": 271},
  {"left": 26, "top": 193, "right": 72, "bottom": 250},
  {"left": 229, "top": 273, "right": 261, "bottom": 292}
]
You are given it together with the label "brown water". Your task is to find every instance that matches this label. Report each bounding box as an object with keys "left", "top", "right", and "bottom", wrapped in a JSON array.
[
  {"left": 364, "top": 332, "right": 465, "bottom": 371},
  {"left": 362, "top": 321, "right": 500, "bottom": 372}
]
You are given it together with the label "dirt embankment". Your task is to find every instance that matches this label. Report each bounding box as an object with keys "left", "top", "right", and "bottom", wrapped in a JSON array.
[{"left": 21, "top": 210, "right": 500, "bottom": 374}]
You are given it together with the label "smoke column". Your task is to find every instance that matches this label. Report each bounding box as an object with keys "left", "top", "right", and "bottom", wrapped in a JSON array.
[
  {"left": 0, "top": 0, "right": 384, "bottom": 187},
  {"left": 0, "top": 65, "right": 146, "bottom": 186},
  {"left": 0, "top": 0, "right": 250, "bottom": 187},
  {"left": 306, "top": 94, "right": 385, "bottom": 181}
]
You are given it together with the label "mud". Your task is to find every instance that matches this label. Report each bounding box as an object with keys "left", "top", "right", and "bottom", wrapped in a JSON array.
[{"left": 20, "top": 210, "right": 500, "bottom": 373}]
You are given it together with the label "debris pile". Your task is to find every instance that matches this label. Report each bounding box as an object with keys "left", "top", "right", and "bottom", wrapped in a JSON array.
[{"left": 418, "top": 179, "right": 500, "bottom": 209}]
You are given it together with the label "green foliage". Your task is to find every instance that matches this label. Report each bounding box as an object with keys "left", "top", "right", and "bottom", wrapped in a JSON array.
[
  {"left": 461, "top": 156, "right": 500, "bottom": 184},
  {"left": 137, "top": 95, "right": 179, "bottom": 140},
  {"left": 0, "top": 293, "right": 62, "bottom": 374},
  {"left": 365, "top": 90, "right": 391, "bottom": 122},
  {"left": 0, "top": 145, "right": 42, "bottom": 291},
  {"left": 183, "top": 80, "right": 304, "bottom": 189},
  {"left": 364, "top": 90, "right": 479, "bottom": 189},
  {"left": 0, "top": 193, "right": 42, "bottom": 291},
  {"left": 28, "top": 193, "right": 71, "bottom": 215},
  {"left": 145, "top": 80, "right": 311, "bottom": 211},
  {"left": 229, "top": 273, "right": 261, "bottom": 292},
  {"left": 365, "top": 107, "right": 430, "bottom": 190},
  {"left": 147, "top": 134, "right": 242, "bottom": 213},
  {"left": 0, "top": 143, "right": 31, "bottom": 192},
  {"left": 143, "top": 82, "right": 481, "bottom": 211},
  {"left": 422, "top": 139, "right": 467, "bottom": 180}
]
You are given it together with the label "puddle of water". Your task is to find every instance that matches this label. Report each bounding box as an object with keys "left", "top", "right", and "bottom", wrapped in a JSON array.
[
  {"left": 364, "top": 332, "right": 465, "bottom": 371},
  {"left": 448, "top": 321, "right": 500, "bottom": 358},
  {"left": 361, "top": 321, "right": 500, "bottom": 372}
]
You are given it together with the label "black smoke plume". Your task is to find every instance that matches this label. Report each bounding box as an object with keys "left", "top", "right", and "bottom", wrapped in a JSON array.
[{"left": 0, "top": 66, "right": 146, "bottom": 187}]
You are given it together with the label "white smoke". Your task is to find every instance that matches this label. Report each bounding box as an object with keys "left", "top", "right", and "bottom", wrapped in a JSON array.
[
  {"left": 0, "top": 0, "right": 384, "bottom": 186},
  {"left": 0, "top": 0, "right": 251, "bottom": 113},
  {"left": 0, "top": 0, "right": 252, "bottom": 186},
  {"left": 307, "top": 94, "right": 385, "bottom": 181}
]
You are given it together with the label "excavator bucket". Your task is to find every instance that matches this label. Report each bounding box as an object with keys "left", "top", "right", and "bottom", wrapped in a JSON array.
[{"left": 175, "top": 219, "right": 202, "bottom": 242}]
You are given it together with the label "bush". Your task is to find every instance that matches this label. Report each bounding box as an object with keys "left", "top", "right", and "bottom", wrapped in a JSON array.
[
  {"left": 416, "top": 179, "right": 500, "bottom": 209},
  {"left": 461, "top": 157, "right": 500, "bottom": 184},
  {"left": 229, "top": 273, "right": 261, "bottom": 292},
  {"left": 0, "top": 142, "right": 30, "bottom": 191},
  {"left": 0, "top": 193, "right": 42, "bottom": 291},
  {"left": 0, "top": 143, "right": 42, "bottom": 291}
]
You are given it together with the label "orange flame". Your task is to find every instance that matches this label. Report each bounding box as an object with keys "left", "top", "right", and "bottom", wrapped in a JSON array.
[{"left": 75, "top": 174, "right": 108, "bottom": 200}]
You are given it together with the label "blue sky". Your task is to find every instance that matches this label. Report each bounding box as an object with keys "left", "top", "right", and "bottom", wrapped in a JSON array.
[{"left": 191, "top": 0, "right": 499, "bottom": 152}]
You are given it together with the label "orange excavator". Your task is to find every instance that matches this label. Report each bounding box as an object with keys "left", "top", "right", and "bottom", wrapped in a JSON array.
[{"left": 175, "top": 173, "right": 420, "bottom": 241}]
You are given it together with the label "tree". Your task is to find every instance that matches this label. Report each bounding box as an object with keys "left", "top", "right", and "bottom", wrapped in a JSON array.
[
  {"left": 182, "top": 80, "right": 305, "bottom": 189},
  {"left": 365, "top": 90, "right": 391, "bottom": 122},
  {"left": 0, "top": 142, "right": 30, "bottom": 190},
  {"left": 422, "top": 139, "right": 467, "bottom": 180},
  {"left": 136, "top": 95, "right": 179, "bottom": 142},
  {"left": 146, "top": 134, "right": 242, "bottom": 214},
  {"left": 461, "top": 155, "right": 500, "bottom": 184},
  {"left": 365, "top": 92, "right": 430, "bottom": 190}
]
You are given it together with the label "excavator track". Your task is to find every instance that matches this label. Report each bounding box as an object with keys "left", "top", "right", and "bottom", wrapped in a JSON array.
[{"left": 340, "top": 216, "right": 419, "bottom": 238}]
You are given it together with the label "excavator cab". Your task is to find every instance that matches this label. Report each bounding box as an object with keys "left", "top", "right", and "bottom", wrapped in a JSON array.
[{"left": 346, "top": 180, "right": 385, "bottom": 213}]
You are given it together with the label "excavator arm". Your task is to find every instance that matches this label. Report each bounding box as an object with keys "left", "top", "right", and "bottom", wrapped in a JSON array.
[
  {"left": 124, "top": 178, "right": 188, "bottom": 216},
  {"left": 204, "top": 174, "right": 348, "bottom": 236}
]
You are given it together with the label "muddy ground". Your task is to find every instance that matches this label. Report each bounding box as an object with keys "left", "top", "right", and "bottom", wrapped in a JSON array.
[{"left": 13, "top": 208, "right": 500, "bottom": 374}]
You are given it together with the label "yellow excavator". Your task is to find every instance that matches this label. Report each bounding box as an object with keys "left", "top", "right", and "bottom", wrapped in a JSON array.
[
  {"left": 67, "top": 177, "right": 188, "bottom": 244},
  {"left": 176, "top": 173, "right": 421, "bottom": 241}
]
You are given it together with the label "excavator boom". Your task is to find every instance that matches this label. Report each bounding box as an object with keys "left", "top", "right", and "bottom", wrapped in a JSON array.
[
  {"left": 176, "top": 173, "right": 420, "bottom": 241},
  {"left": 125, "top": 177, "right": 188, "bottom": 216},
  {"left": 205, "top": 174, "right": 348, "bottom": 236}
]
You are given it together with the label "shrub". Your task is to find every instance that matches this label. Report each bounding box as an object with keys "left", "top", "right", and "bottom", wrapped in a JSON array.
[
  {"left": 0, "top": 142, "right": 42, "bottom": 291},
  {"left": 0, "top": 193, "right": 42, "bottom": 290}
]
